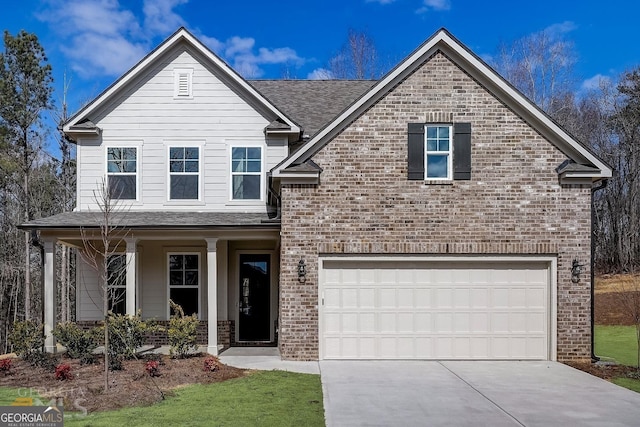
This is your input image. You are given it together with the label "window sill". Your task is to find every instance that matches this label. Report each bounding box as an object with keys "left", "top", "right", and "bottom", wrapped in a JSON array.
[{"left": 424, "top": 180, "right": 454, "bottom": 185}]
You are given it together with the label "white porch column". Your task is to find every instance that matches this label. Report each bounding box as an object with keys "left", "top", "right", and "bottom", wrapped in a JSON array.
[
  {"left": 205, "top": 238, "right": 218, "bottom": 355},
  {"left": 43, "top": 238, "right": 57, "bottom": 353},
  {"left": 125, "top": 238, "right": 137, "bottom": 316}
]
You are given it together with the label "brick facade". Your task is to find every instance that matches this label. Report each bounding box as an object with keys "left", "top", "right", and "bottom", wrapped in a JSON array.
[
  {"left": 278, "top": 51, "right": 592, "bottom": 361},
  {"left": 76, "top": 320, "right": 232, "bottom": 351}
]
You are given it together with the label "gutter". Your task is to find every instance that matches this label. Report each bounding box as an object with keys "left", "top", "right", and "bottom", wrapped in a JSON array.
[{"left": 591, "top": 178, "right": 608, "bottom": 362}]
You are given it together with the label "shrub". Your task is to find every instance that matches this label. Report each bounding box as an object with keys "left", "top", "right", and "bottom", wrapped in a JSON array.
[
  {"left": 0, "top": 359, "right": 12, "bottom": 373},
  {"left": 51, "top": 322, "right": 97, "bottom": 364},
  {"left": 97, "top": 312, "right": 154, "bottom": 370},
  {"left": 168, "top": 300, "right": 199, "bottom": 358},
  {"left": 55, "top": 363, "right": 72, "bottom": 381},
  {"left": 203, "top": 356, "right": 220, "bottom": 372},
  {"left": 8, "top": 320, "right": 44, "bottom": 359},
  {"left": 145, "top": 360, "right": 160, "bottom": 377}
]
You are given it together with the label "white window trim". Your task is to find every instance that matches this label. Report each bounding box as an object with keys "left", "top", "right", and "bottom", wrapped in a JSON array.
[
  {"left": 229, "top": 143, "right": 264, "bottom": 203},
  {"left": 167, "top": 252, "right": 201, "bottom": 320},
  {"left": 105, "top": 143, "right": 141, "bottom": 202},
  {"left": 173, "top": 68, "right": 193, "bottom": 99},
  {"left": 166, "top": 143, "right": 203, "bottom": 202},
  {"left": 424, "top": 124, "right": 453, "bottom": 181}
]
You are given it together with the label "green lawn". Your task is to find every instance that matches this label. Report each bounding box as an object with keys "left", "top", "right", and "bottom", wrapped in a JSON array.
[
  {"left": 63, "top": 370, "right": 324, "bottom": 427},
  {"left": 595, "top": 325, "right": 639, "bottom": 367},
  {"left": 595, "top": 325, "right": 640, "bottom": 393}
]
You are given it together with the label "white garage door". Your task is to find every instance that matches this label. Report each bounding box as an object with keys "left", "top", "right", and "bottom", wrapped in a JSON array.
[{"left": 319, "top": 259, "right": 552, "bottom": 360}]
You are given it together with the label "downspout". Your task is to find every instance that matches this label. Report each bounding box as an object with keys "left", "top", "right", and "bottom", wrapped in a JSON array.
[{"left": 591, "top": 178, "right": 608, "bottom": 362}]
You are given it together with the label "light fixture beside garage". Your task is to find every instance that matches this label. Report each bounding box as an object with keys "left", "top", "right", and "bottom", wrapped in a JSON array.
[
  {"left": 571, "top": 259, "right": 585, "bottom": 283},
  {"left": 298, "top": 258, "right": 307, "bottom": 283}
]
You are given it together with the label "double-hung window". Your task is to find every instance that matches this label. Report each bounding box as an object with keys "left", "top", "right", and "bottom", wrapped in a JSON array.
[
  {"left": 107, "top": 147, "right": 137, "bottom": 199},
  {"left": 231, "top": 147, "right": 262, "bottom": 200},
  {"left": 169, "top": 147, "right": 199, "bottom": 200},
  {"left": 107, "top": 254, "right": 127, "bottom": 315},
  {"left": 425, "top": 125, "right": 452, "bottom": 180},
  {"left": 407, "top": 122, "right": 471, "bottom": 181},
  {"left": 168, "top": 253, "right": 199, "bottom": 317}
]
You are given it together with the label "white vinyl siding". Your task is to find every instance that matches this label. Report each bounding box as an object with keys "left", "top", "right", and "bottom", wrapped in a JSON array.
[
  {"left": 75, "top": 44, "right": 287, "bottom": 212},
  {"left": 319, "top": 258, "right": 553, "bottom": 360}
]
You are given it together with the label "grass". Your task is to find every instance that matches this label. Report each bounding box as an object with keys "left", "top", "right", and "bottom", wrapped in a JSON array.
[
  {"left": 595, "top": 325, "right": 639, "bottom": 367},
  {"left": 64, "top": 370, "right": 324, "bottom": 427},
  {"left": 595, "top": 324, "right": 640, "bottom": 393},
  {"left": 612, "top": 377, "right": 640, "bottom": 393}
]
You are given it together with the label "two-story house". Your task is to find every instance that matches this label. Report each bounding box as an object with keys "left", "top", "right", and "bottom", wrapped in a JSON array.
[{"left": 23, "top": 27, "right": 611, "bottom": 362}]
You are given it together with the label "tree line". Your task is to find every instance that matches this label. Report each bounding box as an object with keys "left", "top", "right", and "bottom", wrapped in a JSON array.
[{"left": 0, "top": 27, "right": 639, "bottom": 351}]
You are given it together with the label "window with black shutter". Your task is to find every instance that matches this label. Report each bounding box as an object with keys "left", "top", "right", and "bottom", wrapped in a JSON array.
[{"left": 407, "top": 122, "right": 471, "bottom": 181}]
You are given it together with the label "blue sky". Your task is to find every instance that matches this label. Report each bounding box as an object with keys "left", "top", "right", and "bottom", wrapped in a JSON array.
[{"left": 2, "top": 0, "right": 639, "bottom": 124}]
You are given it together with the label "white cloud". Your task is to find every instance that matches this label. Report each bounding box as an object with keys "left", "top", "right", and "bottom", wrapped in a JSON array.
[
  {"left": 199, "top": 35, "right": 305, "bottom": 78},
  {"left": 416, "top": 0, "right": 451, "bottom": 13},
  {"left": 39, "top": 0, "right": 306, "bottom": 79},
  {"left": 143, "top": 0, "right": 188, "bottom": 34},
  {"left": 307, "top": 68, "right": 335, "bottom": 80},
  {"left": 365, "top": 0, "right": 398, "bottom": 4},
  {"left": 581, "top": 74, "right": 611, "bottom": 91},
  {"left": 544, "top": 21, "right": 578, "bottom": 38}
]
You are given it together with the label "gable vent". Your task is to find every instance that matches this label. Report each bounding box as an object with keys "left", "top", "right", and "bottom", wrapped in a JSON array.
[{"left": 174, "top": 68, "right": 193, "bottom": 98}]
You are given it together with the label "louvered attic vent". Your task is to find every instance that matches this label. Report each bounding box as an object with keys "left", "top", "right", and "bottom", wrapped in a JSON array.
[{"left": 174, "top": 68, "right": 193, "bottom": 98}]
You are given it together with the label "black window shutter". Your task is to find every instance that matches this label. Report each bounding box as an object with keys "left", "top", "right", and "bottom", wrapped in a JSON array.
[
  {"left": 453, "top": 122, "right": 471, "bottom": 180},
  {"left": 407, "top": 123, "right": 425, "bottom": 180}
]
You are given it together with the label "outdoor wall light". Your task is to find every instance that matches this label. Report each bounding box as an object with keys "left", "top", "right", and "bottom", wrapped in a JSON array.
[
  {"left": 571, "top": 259, "right": 586, "bottom": 283},
  {"left": 298, "top": 258, "right": 307, "bottom": 283}
]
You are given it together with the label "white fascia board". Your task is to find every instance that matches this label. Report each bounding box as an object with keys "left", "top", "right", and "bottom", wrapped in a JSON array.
[
  {"left": 273, "top": 29, "right": 612, "bottom": 179},
  {"left": 436, "top": 34, "right": 612, "bottom": 179},
  {"left": 64, "top": 28, "right": 299, "bottom": 135},
  {"left": 273, "top": 35, "right": 444, "bottom": 174}
]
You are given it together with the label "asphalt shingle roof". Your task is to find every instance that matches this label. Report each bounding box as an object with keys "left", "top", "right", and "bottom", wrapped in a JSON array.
[
  {"left": 20, "top": 211, "right": 279, "bottom": 230},
  {"left": 250, "top": 80, "right": 376, "bottom": 138}
]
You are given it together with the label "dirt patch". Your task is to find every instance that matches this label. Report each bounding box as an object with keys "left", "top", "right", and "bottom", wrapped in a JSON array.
[
  {"left": 0, "top": 354, "right": 246, "bottom": 413},
  {"left": 594, "top": 291, "right": 639, "bottom": 325}
]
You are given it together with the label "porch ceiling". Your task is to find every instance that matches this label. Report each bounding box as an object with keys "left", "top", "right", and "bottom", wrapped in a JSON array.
[{"left": 19, "top": 211, "right": 280, "bottom": 230}]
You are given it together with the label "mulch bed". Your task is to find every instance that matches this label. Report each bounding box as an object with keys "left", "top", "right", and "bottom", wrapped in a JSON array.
[{"left": 0, "top": 354, "right": 246, "bottom": 413}]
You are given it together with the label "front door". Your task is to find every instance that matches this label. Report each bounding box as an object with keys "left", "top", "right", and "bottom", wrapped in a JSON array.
[{"left": 238, "top": 254, "right": 271, "bottom": 341}]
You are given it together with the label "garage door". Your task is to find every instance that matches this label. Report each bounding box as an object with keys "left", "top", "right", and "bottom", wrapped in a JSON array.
[{"left": 319, "top": 259, "right": 551, "bottom": 360}]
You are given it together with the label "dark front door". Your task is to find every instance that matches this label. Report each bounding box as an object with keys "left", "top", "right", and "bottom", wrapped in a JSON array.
[{"left": 238, "top": 254, "right": 271, "bottom": 341}]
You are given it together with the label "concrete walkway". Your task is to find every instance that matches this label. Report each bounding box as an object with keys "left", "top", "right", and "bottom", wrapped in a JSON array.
[
  {"left": 320, "top": 361, "right": 640, "bottom": 427},
  {"left": 218, "top": 347, "right": 320, "bottom": 374}
]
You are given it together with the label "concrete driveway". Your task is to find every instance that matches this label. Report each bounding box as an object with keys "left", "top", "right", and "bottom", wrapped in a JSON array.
[{"left": 320, "top": 361, "right": 640, "bottom": 426}]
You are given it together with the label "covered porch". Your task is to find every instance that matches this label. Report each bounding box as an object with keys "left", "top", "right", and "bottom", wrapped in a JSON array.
[{"left": 22, "top": 211, "right": 281, "bottom": 355}]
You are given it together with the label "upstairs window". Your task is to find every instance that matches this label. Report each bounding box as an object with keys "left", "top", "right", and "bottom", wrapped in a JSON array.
[
  {"left": 425, "top": 125, "right": 452, "bottom": 179},
  {"left": 174, "top": 68, "right": 193, "bottom": 98},
  {"left": 231, "top": 147, "right": 262, "bottom": 200},
  {"left": 107, "top": 147, "right": 137, "bottom": 199},
  {"left": 169, "top": 147, "right": 199, "bottom": 200},
  {"left": 408, "top": 122, "right": 471, "bottom": 181}
]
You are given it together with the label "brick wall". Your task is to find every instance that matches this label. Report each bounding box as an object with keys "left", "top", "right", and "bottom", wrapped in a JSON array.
[
  {"left": 279, "top": 51, "right": 592, "bottom": 361},
  {"left": 76, "top": 320, "right": 232, "bottom": 351}
]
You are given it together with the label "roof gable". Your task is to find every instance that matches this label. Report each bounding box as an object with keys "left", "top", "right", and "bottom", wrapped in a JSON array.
[
  {"left": 63, "top": 27, "right": 299, "bottom": 139},
  {"left": 272, "top": 28, "right": 612, "bottom": 181}
]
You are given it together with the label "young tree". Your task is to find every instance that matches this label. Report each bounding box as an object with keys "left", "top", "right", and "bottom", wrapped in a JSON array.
[
  {"left": 79, "top": 178, "right": 130, "bottom": 392},
  {"left": 0, "top": 30, "right": 54, "bottom": 320}
]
